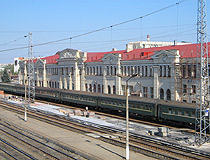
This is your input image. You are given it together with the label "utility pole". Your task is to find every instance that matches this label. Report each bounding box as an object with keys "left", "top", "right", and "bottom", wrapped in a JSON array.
[
  {"left": 27, "top": 32, "right": 35, "bottom": 103},
  {"left": 195, "top": 0, "right": 210, "bottom": 145}
]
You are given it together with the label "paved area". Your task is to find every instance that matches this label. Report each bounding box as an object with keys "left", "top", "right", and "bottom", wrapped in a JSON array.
[{"left": 0, "top": 107, "right": 155, "bottom": 160}]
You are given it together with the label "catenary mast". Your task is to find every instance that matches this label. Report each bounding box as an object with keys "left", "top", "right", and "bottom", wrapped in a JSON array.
[
  {"left": 27, "top": 32, "right": 35, "bottom": 103},
  {"left": 195, "top": 0, "right": 210, "bottom": 145}
]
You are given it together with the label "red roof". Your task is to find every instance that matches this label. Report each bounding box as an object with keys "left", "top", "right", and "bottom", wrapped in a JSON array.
[
  {"left": 41, "top": 54, "right": 59, "bottom": 64},
  {"left": 85, "top": 43, "right": 210, "bottom": 62},
  {"left": 39, "top": 42, "right": 210, "bottom": 64}
]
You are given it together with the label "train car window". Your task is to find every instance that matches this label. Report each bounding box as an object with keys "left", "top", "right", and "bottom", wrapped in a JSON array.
[
  {"left": 184, "top": 111, "right": 188, "bottom": 116},
  {"left": 172, "top": 109, "right": 175, "bottom": 114},
  {"left": 178, "top": 110, "right": 182, "bottom": 115},
  {"left": 169, "top": 108, "right": 172, "bottom": 114},
  {"left": 192, "top": 111, "right": 195, "bottom": 117}
]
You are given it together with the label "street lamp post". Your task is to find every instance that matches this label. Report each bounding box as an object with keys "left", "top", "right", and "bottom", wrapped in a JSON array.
[{"left": 117, "top": 73, "right": 138, "bottom": 160}]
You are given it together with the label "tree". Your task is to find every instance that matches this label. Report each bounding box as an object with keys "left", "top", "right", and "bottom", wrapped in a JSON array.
[{"left": 1, "top": 68, "right": 11, "bottom": 83}]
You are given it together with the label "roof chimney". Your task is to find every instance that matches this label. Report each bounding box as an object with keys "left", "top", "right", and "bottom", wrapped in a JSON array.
[
  {"left": 112, "top": 48, "right": 117, "bottom": 51},
  {"left": 147, "top": 35, "right": 150, "bottom": 41},
  {"left": 174, "top": 40, "right": 177, "bottom": 46}
]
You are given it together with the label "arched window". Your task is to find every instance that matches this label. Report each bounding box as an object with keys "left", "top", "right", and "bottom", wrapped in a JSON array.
[
  {"left": 166, "top": 89, "right": 171, "bottom": 100},
  {"left": 93, "top": 84, "right": 96, "bottom": 92},
  {"left": 85, "top": 83, "right": 88, "bottom": 91},
  {"left": 113, "top": 85, "right": 116, "bottom": 94},
  {"left": 160, "top": 88, "right": 164, "bottom": 99},
  {"left": 98, "top": 84, "right": 101, "bottom": 93},
  {"left": 108, "top": 85, "right": 111, "bottom": 94},
  {"left": 89, "top": 84, "right": 92, "bottom": 92}
]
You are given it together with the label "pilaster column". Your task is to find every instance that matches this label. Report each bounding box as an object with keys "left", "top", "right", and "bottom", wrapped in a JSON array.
[
  {"left": 59, "top": 68, "right": 63, "bottom": 89},
  {"left": 19, "top": 70, "right": 22, "bottom": 85},
  {"left": 153, "top": 65, "right": 159, "bottom": 99},
  {"left": 63, "top": 67, "right": 67, "bottom": 89},
  {"left": 43, "top": 64, "right": 47, "bottom": 87},
  {"left": 103, "top": 66, "right": 108, "bottom": 94},
  {"left": 69, "top": 73, "right": 72, "bottom": 90},
  {"left": 74, "top": 61, "right": 80, "bottom": 91},
  {"left": 80, "top": 63, "right": 86, "bottom": 91}
]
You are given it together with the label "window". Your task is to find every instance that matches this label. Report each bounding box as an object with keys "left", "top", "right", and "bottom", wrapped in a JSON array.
[
  {"left": 192, "top": 85, "right": 196, "bottom": 94},
  {"left": 164, "top": 66, "right": 166, "bottom": 77},
  {"left": 192, "top": 100, "right": 196, "bottom": 103},
  {"left": 145, "top": 66, "right": 147, "bottom": 77},
  {"left": 160, "top": 66, "right": 162, "bottom": 77},
  {"left": 160, "top": 88, "right": 164, "bottom": 99},
  {"left": 150, "top": 66, "right": 152, "bottom": 77},
  {"left": 166, "top": 89, "right": 171, "bottom": 100},
  {"left": 98, "top": 84, "right": 101, "bottom": 93},
  {"left": 142, "top": 66, "right": 144, "bottom": 76},
  {"left": 182, "top": 65, "right": 186, "bottom": 78},
  {"left": 168, "top": 66, "right": 171, "bottom": 77},
  {"left": 183, "top": 84, "right": 187, "bottom": 93},
  {"left": 93, "top": 84, "right": 96, "bottom": 92},
  {"left": 169, "top": 108, "right": 172, "bottom": 114},
  {"left": 188, "top": 65, "right": 192, "bottom": 77},
  {"left": 150, "top": 87, "right": 154, "bottom": 98},
  {"left": 113, "top": 85, "right": 116, "bottom": 94},
  {"left": 193, "top": 65, "right": 196, "bottom": 78},
  {"left": 108, "top": 85, "right": 111, "bottom": 94},
  {"left": 143, "top": 87, "right": 148, "bottom": 98}
]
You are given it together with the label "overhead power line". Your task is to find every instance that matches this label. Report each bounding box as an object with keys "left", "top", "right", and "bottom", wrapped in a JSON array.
[
  {"left": 0, "top": 0, "right": 187, "bottom": 53},
  {"left": 0, "top": 35, "right": 27, "bottom": 47}
]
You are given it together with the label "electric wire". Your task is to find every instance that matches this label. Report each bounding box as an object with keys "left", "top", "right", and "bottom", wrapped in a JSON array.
[{"left": 0, "top": 0, "right": 188, "bottom": 53}]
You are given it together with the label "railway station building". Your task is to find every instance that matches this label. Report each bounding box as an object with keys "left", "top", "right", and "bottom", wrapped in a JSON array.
[{"left": 19, "top": 39, "right": 210, "bottom": 103}]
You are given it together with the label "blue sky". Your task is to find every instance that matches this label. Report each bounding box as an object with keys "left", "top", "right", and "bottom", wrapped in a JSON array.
[{"left": 0, "top": 0, "right": 209, "bottom": 64}]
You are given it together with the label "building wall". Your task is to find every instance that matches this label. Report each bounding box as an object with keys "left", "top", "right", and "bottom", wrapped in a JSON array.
[{"left": 19, "top": 45, "right": 205, "bottom": 104}]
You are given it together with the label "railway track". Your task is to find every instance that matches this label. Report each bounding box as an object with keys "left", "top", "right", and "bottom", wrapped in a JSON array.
[
  {"left": 1, "top": 100, "right": 210, "bottom": 160},
  {"left": 0, "top": 120, "right": 89, "bottom": 160}
]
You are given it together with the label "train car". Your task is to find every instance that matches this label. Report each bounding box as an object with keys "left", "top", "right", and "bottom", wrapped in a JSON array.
[
  {"left": 97, "top": 94, "right": 158, "bottom": 119},
  {"left": 60, "top": 89, "right": 98, "bottom": 108},
  {"left": 157, "top": 100, "right": 196, "bottom": 127},
  {"left": 15, "top": 84, "right": 25, "bottom": 95},
  {"left": 0, "top": 82, "right": 203, "bottom": 129},
  {"left": 35, "top": 87, "right": 60, "bottom": 102},
  {"left": 0, "top": 83, "right": 16, "bottom": 94}
]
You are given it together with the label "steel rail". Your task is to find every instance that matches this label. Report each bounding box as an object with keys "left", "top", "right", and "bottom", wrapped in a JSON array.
[
  {"left": 0, "top": 138, "right": 37, "bottom": 160},
  {"left": 1, "top": 101, "right": 210, "bottom": 160}
]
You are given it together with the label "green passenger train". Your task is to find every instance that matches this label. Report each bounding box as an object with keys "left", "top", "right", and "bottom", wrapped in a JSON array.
[{"left": 0, "top": 83, "right": 198, "bottom": 128}]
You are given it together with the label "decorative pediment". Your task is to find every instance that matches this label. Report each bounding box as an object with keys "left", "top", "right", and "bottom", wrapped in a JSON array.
[
  {"left": 151, "top": 49, "right": 180, "bottom": 63},
  {"left": 58, "top": 49, "right": 80, "bottom": 59},
  {"left": 35, "top": 59, "right": 45, "bottom": 67},
  {"left": 101, "top": 53, "right": 121, "bottom": 64}
]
